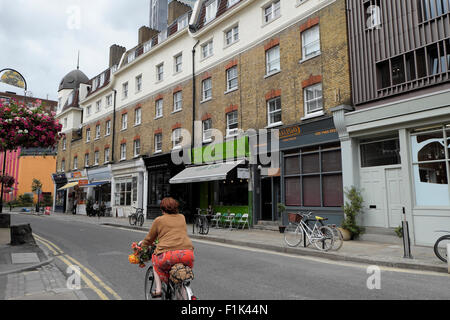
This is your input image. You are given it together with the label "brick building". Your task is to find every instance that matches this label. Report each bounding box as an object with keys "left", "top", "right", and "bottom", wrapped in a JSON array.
[{"left": 54, "top": 0, "right": 351, "bottom": 225}]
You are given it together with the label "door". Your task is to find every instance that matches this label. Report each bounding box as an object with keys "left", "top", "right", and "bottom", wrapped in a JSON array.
[
  {"left": 360, "top": 168, "right": 387, "bottom": 227},
  {"left": 261, "top": 178, "right": 273, "bottom": 221},
  {"left": 385, "top": 168, "right": 405, "bottom": 228}
]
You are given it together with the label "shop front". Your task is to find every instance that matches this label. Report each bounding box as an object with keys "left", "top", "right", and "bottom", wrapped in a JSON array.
[
  {"left": 57, "top": 170, "right": 89, "bottom": 214},
  {"left": 169, "top": 136, "right": 252, "bottom": 225},
  {"left": 52, "top": 173, "right": 68, "bottom": 213},
  {"left": 333, "top": 91, "right": 450, "bottom": 246},
  {"left": 79, "top": 165, "right": 112, "bottom": 210},
  {"left": 279, "top": 117, "right": 344, "bottom": 226},
  {"left": 111, "top": 158, "right": 146, "bottom": 219}
]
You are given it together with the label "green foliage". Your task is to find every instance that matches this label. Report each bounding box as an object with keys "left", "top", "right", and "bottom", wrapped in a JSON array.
[
  {"left": 31, "top": 179, "right": 43, "bottom": 193},
  {"left": 341, "top": 186, "right": 365, "bottom": 239},
  {"left": 42, "top": 193, "right": 53, "bottom": 207},
  {"left": 17, "top": 194, "right": 33, "bottom": 206},
  {"left": 277, "top": 203, "right": 286, "bottom": 216},
  {"left": 395, "top": 225, "right": 403, "bottom": 238}
]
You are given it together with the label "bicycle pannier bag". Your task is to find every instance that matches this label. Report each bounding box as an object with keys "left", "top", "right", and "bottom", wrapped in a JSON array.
[{"left": 169, "top": 263, "right": 194, "bottom": 284}]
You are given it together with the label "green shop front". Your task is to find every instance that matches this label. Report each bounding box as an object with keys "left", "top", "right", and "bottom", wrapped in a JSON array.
[{"left": 169, "top": 137, "right": 253, "bottom": 226}]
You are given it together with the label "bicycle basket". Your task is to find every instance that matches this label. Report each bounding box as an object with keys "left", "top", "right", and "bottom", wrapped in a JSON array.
[
  {"left": 288, "top": 213, "right": 302, "bottom": 223},
  {"left": 169, "top": 263, "right": 194, "bottom": 284}
]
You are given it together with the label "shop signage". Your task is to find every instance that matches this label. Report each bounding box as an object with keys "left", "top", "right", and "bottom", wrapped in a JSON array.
[
  {"left": 237, "top": 168, "right": 250, "bottom": 179},
  {"left": 72, "top": 172, "right": 82, "bottom": 178},
  {"left": 78, "top": 180, "right": 89, "bottom": 186}
]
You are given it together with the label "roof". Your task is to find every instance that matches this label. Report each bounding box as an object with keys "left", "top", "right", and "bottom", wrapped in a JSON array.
[{"left": 58, "top": 69, "right": 90, "bottom": 92}]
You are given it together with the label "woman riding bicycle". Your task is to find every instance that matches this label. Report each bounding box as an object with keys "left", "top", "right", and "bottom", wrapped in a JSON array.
[{"left": 140, "top": 197, "right": 194, "bottom": 298}]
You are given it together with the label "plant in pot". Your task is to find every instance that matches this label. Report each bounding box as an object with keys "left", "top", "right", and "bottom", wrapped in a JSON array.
[
  {"left": 277, "top": 203, "right": 287, "bottom": 233},
  {"left": 339, "top": 186, "right": 365, "bottom": 241}
]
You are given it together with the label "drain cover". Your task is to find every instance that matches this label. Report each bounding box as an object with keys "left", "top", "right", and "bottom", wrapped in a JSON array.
[{"left": 11, "top": 253, "right": 40, "bottom": 264}]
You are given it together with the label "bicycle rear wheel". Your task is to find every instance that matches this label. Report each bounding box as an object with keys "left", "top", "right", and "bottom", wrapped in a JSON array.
[
  {"left": 129, "top": 214, "right": 137, "bottom": 226},
  {"left": 144, "top": 266, "right": 154, "bottom": 300},
  {"left": 331, "top": 227, "right": 344, "bottom": 251},
  {"left": 137, "top": 214, "right": 144, "bottom": 227},
  {"left": 434, "top": 235, "right": 450, "bottom": 263},
  {"left": 284, "top": 223, "right": 303, "bottom": 247},
  {"left": 201, "top": 217, "right": 209, "bottom": 235},
  {"left": 314, "top": 226, "right": 334, "bottom": 252}
]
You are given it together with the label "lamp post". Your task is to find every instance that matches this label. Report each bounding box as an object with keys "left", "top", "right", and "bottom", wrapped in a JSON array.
[{"left": 0, "top": 68, "right": 27, "bottom": 214}]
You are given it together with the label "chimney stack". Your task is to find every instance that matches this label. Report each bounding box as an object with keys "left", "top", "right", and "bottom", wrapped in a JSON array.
[
  {"left": 109, "top": 44, "right": 126, "bottom": 68},
  {"left": 138, "top": 26, "right": 159, "bottom": 45},
  {"left": 168, "top": 0, "right": 192, "bottom": 25}
]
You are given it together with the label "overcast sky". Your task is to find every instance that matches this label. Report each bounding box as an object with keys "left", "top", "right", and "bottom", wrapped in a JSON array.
[{"left": 0, "top": 0, "right": 152, "bottom": 101}]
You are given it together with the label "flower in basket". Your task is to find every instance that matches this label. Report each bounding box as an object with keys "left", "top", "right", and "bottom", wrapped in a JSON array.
[{"left": 128, "top": 242, "right": 152, "bottom": 267}]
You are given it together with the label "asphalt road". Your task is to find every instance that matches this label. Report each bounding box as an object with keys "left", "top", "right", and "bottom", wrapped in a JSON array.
[{"left": 7, "top": 214, "right": 450, "bottom": 300}]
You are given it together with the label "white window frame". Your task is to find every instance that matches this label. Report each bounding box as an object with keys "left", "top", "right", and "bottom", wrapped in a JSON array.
[
  {"left": 99, "top": 73, "right": 105, "bottom": 87},
  {"left": 303, "top": 83, "right": 323, "bottom": 117},
  {"left": 134, "top": 139, "right": 141, "bottom": 157},
  {"left": 225, "top": 25, "right": 239, "bottom": 47},
  {"left": 227, "top": 111, "right": 239, "bottom": 137},
  {"left": 86, "top": 105, "right": 92, "bottom": 116},
  {"left": 84, "top": 153, "right": 89, "bottom": 167},
  {"left": 178, "top": 14, "right": 189, "bottom": 30},
  {"left": 94, "top": 151, "right": 99, "bottom": 166},
  {"left": 106, "top": 94, "right": 113, "bottom": 107},
  {"left": 105, "top": 120, "right": 111, "bottom": 136},
  {"left": 201, "top": 40, "right": 214, "bottom": 59},
  {"left": 136, "top": 74, "right": 143, "bottom": 92},
  {"left": 266, "top": 45, "right": 281, "bottom": 75},
  {"left": 174, "top": 54, "right": 183, "bottom": 73},
  {"left": 104, "top": 148, "right": 110, "bottom": 163},
  {"left": 62, "top": 138, "right": 66, "bottom": 151},
  {"left": 122, "top": 82, "right": 128, "bottom": 99},
  {"left": 202, "top": 78, "right": 212, "bottom": 101},
  {"left": 134, "top": 108, "right": 142, "bottom": 126},
  {"left": 121, "top": 113, "right": 128, "bottom": 130},
  {"left": 95, "top": 125, "right": 101, "bottom": 139},
  {"left": 156, "top": 63, "right": 164, "bottom": 82},
  {"left": 267, "top": 97, "right": 282, "bottom": 126},
  {"left": 73, "top": 157, "right": 78, "bottom": 170},
  {"left": 155, "top": 99, "right": 163, "bottom": 118},
  {"left": 205, "top": 0, "right": 218, "bottom": 24},
  {"left": 61, "top": 160, "right": 65, "bottom": 172},
  {"left": 120, "top": 143, "right": 127, "bottom": 161},
  {"left": 86, "top": 128, "right": 91, "bottom": 142},
  {"left": 226, "top": 66, "right": 238, "bottom": 92},
  {"left": 96, "top": 100, "right": 101, "bottom": 113},
  {"left": 172, "top": 128, "right": 182, "bottom": 149},
  {"left": 203, "top": 119, "right": 213, "bottom": 142},
  {"left": 301, "top": 25, "right": 321, "bottom": 61},
  {"left": 263, "top": 0, "right": 281, "bottom": 24},
  {"left": 155, "top": 134, "right": 162, "bottom": 153},
  {"left": 173, "top": 91, "right": 183, "bottom": 112}
]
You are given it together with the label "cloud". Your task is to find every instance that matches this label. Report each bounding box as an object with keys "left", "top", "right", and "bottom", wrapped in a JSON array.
[{"left": 0, "top": 0, "right": 149, "bottom": 100}]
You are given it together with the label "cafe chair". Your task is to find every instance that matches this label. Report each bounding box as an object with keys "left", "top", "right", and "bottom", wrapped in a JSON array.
[{"left": 211, "top": 212, "right": 221, "bottom": 228}]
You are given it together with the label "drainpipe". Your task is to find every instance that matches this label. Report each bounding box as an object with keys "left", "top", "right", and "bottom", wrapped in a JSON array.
[
  {"left": 111, "top": 89, "right": 117, "bottom": 163},
  {"left": 191, "top": 40, "right": 200, "bottom": 155}
]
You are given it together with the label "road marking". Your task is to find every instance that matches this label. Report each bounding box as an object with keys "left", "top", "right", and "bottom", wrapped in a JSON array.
[{"left": 34, "top": 234, "right": 122, "bottom": 300}]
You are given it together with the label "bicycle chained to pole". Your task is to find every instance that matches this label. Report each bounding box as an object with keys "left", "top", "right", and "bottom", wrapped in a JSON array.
[{"left": 129, "top": 206, "right": 145, "bottom": 227}]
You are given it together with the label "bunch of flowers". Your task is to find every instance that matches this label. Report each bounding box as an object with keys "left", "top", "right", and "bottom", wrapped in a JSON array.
[
  {"left": 0, "top": 98, "right": 63, "bottom": 151},
  {"left": 0, "top": 175, "right": 15, "bottom": 188},
  {"left": 128, "top": 242, "right": 152, "bottom": 268}
]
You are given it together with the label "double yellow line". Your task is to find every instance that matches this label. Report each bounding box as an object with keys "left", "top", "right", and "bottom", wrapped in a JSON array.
[{"left": 34, "top": 234, "right": 121, "bottom": 300}]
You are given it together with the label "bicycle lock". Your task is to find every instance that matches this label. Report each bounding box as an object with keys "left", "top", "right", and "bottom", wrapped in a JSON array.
[{"left": 402, "top": 207, "right": 413, "bottom": 259}]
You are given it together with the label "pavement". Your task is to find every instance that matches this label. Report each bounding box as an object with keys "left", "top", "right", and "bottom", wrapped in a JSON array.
[{"left": 0, "top": 209, "right": 448, "bottom": 300}]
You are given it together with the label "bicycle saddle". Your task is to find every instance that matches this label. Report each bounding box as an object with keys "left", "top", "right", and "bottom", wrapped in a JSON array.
[{"left": 315, "top": 216, "right": 328, "bottom": 221}]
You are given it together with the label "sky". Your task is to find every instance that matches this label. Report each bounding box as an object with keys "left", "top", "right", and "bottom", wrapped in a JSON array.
[{"left": 0, "top": 0, "right": 153, "bottom": 101}]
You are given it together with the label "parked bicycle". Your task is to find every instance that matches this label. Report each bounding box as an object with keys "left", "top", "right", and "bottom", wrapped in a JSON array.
[
  {"left": 144, "top": 245, "right": 196, "bottom": 300},
  {"left": 129, "top": 207, "right": 145, "bottom": 227},
  {"left": 193, "top": 208, "right": 210, "bottom": 235},
  {"left": 311, "top": 217, "right": 344, "bottom": 251},
  {"left": 284, "top": 212, "right": 334, "bottom": 251},
  {"left": 433, "top": 230, "right": 450, "bottom": 263}
]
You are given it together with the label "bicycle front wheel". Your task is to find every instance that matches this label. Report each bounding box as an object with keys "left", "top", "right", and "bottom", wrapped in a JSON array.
[
  {"left": 314, "top": 226, "right": 334, "bottom": 252},
  {"left": 137, "top": 214, "right": 144, "bottom": 227},
  {"left": 194, "top": 217, "right": 203, "bottom": 234},
  {"left": 434, "top": 235, "right": 450, "bottom": 263},
  {"left": 144, "top": 266, "right": 154, "bottom": 300},
  {"left": 129, "top": 214, "right": 137, "bottom": 226},
  {"left": 284, "top": 224, "right": 303, "bottom": 247},
  {"left": 201, "top": 218, "right": 209, "bottom": 235}
]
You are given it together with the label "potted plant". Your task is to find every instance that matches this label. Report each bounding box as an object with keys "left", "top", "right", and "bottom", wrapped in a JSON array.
[
  {"left": 277, "top": 203, "right": 287, "bottom": 233},
  {"left": 339, "top": 186, "right": 365, "bottom": 240}
]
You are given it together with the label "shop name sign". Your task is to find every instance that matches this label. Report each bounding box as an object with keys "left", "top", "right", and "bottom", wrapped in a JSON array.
[{"left": 279, "top": 126, "right": 301, "bottom": 139}]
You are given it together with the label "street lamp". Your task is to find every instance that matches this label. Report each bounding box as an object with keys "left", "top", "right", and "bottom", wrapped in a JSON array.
[{"left": 0, "top": 68, "right": 28, "bottom": 214}]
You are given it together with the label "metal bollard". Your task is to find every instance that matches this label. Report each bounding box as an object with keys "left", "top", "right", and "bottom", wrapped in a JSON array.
[
  {"left": 402, "top": 207, "right": 413, "bottom": 259},
  {"left": 447, "top": 244, "right": 450, "bottom": 274}
]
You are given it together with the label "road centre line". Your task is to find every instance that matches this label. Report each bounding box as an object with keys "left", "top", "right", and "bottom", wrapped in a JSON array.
[{"left": 34, "top": 234, "right": 121, "bottom": 300}]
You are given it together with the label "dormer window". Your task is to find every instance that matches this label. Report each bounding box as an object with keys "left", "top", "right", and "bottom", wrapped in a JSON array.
[
  {"left": 67, "top": 92, "right": 74, "bottom": 105},
  {"left": 205, "top": 0, "right": 218, "bottom": 24},
  {"left": 99, "top": 73, "right": 105, "bottom": 87}
]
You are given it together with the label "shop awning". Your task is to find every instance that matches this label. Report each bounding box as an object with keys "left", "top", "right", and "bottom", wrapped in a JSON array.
[
  {"left": 57, "top": 182, "right": 79, "bottom": 190},
  {"left": 78, "top": 181, "right": 109, "bottom": 188},
  {"left": 169, "top": 160, "right": 245, "bottom": 184}
]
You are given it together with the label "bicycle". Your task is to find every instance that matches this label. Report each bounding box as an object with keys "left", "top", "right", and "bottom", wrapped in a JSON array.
[
  {"left": 312, "top": 218, "right": 344, "bottom": 251},
  {"left": 433, "top": 230, "right": 450, "bottom": 263},
  {"left": 129, "top": 207, "right": 145, "bottom": 227},
  {"left": 194, "top": 208, "right": 210, "bottom": 235},
  {"left": 284, "top": 212, "right": 334, "bottom": 251},
  {"left": 144, "top": 246, "right": 196, "bottom": 300}
]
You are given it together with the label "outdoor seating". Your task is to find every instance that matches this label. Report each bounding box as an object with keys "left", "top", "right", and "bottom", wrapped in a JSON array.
[
  {"left": 219, "top": 213, "right": 229, "bottom": 228},
  {"left": 236, "top": 213, "right": 249, "bottom": 229},
  {"left": 225, "top": 213, "right": 235, "bottom": 230},
  {"left": 211, "top": 212, "right": 221, "bottom": 228}
]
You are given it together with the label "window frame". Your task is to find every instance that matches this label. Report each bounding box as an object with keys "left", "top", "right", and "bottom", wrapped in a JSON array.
[
  {"left": 263, "top": 0, "right": 281, "bottom": 24},
  {"left": 95, "top": 124, "right": 101, "bottom": 139},
  {"left": 224, "top": 25, "right": 239, "bottom": 47},
  {"left": 172, "top": 128, "right": 183, "bottom": 149},
  {"left": 267, "top": 96, "right": 282, "bottom": 126},
  {"left": 155, "top": 133, "right": 163, "bottom": 153},
  {"left": 105, "top": 120, "right": 111, "bottom": 136},
  {"left": 205, "top": 0, "right": 218, "bottom": 24},
  {"left": 174, "top": 54, "right": 183, "bottom": 73},
  {"left": 202, "top": 78, "right": 212, "bottom": 101},
  {"left": 201, "top": 40, "right": 214, "bottom": 59},
  {"left": 120, "top": 143, "right": 127, "bottom": 161},
  {"left": 135, "top": 74, "right": 143, "bottom": 92},
  {"left": 122, "top": 82, "right": 128, "bottom": 99},
  {"left": 155, "top": 99, "right": 164, "bottom": 118},
  {"left": 226, "top": 111, "right": 239, "bottom": 137},
  {"left": 203, "top": 118, "right": 213, "bottom": 143},
  {"left": 104, "top": 148, "right": 110, "bottom": 163},
  {"left": 121, "top": 113, "right": 128, "bottom": 130},
  {"left": 173, "top": 91, "right": 183, "bottom": 112},
  {"left": 156, "top": 63, "right": 164, "bottom": 82},
  {"left": 303, "top": 83, "right": 324, "bottom": 118},
  {"left": 266, "top": 45, "right": 281, "bottom": 76},
  {"left": 135, "top": 108, "right": 142, "bottom": 126},
  {"left": 86, "top": 128, "right": 91, "bottom": 142},
  {"left": 134, "top": 139, "right": 141, "bottom": 157},
  {"left": 301, "top": 25, "right": 321, "bottom": 61},
  {"left": 226, "top": 66, "right": 239, "bottom": 92}
]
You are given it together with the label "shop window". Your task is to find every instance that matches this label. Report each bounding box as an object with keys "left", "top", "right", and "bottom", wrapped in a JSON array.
[
  {"left": 285, "top": 177, "right": 301, "bottom": 206},
  {"left": 303, "top": 176, "right": 320, "bottom": 207},
  {"left": 323, "top": 175, "right": 343, "bottom": 207},
  {"left": 285, "top": 156, "right": 300, "bottom": 175},
  {"left": 411, "top": 127, "right": 450, "bottom": 206},
  {"left": 360, "top": 138, "right": 401, "bottom": 167},
  {"left": 115, "top": 180, "right": 132, "bottom": 206},
  {"left": 322, "top": 150, "right": 342, "bottom": 172},
  {"left": 302, "top": 153, "right": 319, "bottom": 173},
  {"left": 149, "top": 170, "right": 171, "bottom": 206},
  {"left": 218, "top": 180, "right": 248, "bottom": 206}
]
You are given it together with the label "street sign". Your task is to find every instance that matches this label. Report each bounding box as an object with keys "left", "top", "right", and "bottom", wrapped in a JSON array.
[{"left": 237, "top": 168, "right": 249, "bottom": 179}]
